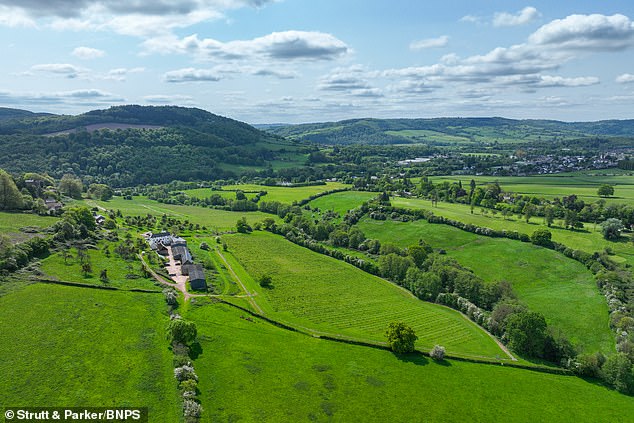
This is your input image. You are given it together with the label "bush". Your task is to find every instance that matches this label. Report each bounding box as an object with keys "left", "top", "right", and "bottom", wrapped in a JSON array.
[
  {"left": 174, "top": 364, "right": 198, "bottom": 382},
  {"left": 531, "top": 229, "right": 553, "bottom": 247},
  {"left": 430, "top": 345, "right": 446, "bottom": 360},
  {"left": 183, "top": 399, "right": 203, "bottom": 419},
  {"left": 258, "top": 274, "right": 273, "bottom": 288},
  {"left": 167, "top": 319, "right": 197, "bottom": 345}
]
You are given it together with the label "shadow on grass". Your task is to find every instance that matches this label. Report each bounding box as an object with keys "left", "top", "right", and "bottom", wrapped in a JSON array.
[
  {"left": 189, "top": 341, "right": 203, "bottom": 359},
  {"left": 392, "top": 351, "right": 447, "bottom": 367}
]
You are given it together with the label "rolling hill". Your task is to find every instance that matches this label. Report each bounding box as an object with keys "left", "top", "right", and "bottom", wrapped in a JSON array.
[
  {"left": 264, "top": 117, "right": 634, "bottom": 145},
  {"left": 0, "top": 105, "right": 303, "bottom": 186}
]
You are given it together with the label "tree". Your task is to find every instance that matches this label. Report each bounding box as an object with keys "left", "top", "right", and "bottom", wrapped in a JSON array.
[
  {"left": 597, "top": 184, "right": 615, "bottom": 198},
  {"left": 386, "top": 322, "right": 417, "bottom": 354},
  {"left": 87, "top": 183, "right": 113, "bottom": 201},
  {"left": 167, "top": 319, "right": 198, "bottom": 345},
  {"left": 99, "top": 269, "right": 108, "bottom": 282},
  {"left": 531, "top": 229, "right": 553, "bottom": 247},
  {"left": 0, "top": 169, "right": 25, "bottom": 210},
  {"left": 81, "top": 261, "right": 92, "bottom": 277},
  {"left": 505, "top": 311, "right": 548, "bottom": 357},
  {"left": 407, "top": 245, "right": 428, "bottom": 268},
  {"left": 523, "top": 203, "right": 536, "bottom": 223},
  {"left": 543, "top": 206, "right": 555, "bottom": 227},
  {"left": 602, "top": 353, "right": 633, "bottom": 394},
  {"left": 59, "top": 174, "right": 83, "bottom": 199},
  {"left": 600, "top": 218, "right": 624, "bottom": 240},
  {"left": 236, "top": 217, "right": 252, "bottom": 233}
]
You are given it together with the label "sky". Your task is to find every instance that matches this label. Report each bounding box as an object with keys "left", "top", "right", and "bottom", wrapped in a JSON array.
[{"left": 1, "top": 0, "right": 634, "bottom": 123}]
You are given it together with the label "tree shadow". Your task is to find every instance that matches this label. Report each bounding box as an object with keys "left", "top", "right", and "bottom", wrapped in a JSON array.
[
  {"left": 392, "top": 351, "right": 438, "bottom": 366},
  {"left": 189, "top": 341, "right": 203, "bottom": 359}
]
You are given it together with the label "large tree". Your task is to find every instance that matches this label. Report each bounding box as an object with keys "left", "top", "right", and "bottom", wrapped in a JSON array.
[
  {"left": 600, "top": 218, "right": 624, "bottom": 240},
  {"left": 59, "top": 174, "right": 83, "bottom": 199},
  {"left": 385, "top": 322, "right": 418, "bottom": 354},
  {"left": 505, "top": 311, "right": 548, "bottom": 357},
  {"left": 0, "top": 169, "right": 25, "bottom": 210},
  {"left": 597, "top": 184, "right": 615, "bottom": 198}
]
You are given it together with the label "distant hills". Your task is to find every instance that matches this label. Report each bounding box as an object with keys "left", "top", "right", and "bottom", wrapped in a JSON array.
[
  {"left": 264, "top": 117, "right": 634, "bottom": 145},
  {"left": 0, "top": 105, "right": 300, "bottom": 186}
]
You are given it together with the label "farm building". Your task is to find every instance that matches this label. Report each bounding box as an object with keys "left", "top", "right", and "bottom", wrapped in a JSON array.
[
  {"left": 148, "top": 231, "right": 172, "bottom": 250},
  {"left": 185, "top": 264, "right": 207, "bottom": 291},
  {"left": 172, "top": 245, "right": 193, "bottom": 265}
]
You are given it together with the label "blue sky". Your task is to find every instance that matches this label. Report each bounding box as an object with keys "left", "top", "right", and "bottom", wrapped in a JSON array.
[{"left": 1, "top": 1, "right": 634, "bottom": 123}]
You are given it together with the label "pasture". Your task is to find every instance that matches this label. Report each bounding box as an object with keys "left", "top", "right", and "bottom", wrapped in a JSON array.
[
  {"left": 357, "top": 218, "right": 614, "bottom": 354},
  {"left": 187, "top": 302, "right": 634, "bottom": 422},
  {"left": 219, "top": 181, "right": 349, "bottom": 203},
  {"left": 426, "top": 170, "right": 634, "bottom": 205},
  {"left": 391, "top": 197, "right": 634, "bottom": 267},
  {"left": 308, "top": 190, "right": 377, "bottom": 217},
  {"left": 85, "top": 196, "right": 276, "bottom": 231},
  {"left": 223, "top": 231, "right": 504, "bottom": 359},
  {"left": 0, "top": 211, "right": 58, "bottom": 242},
  {"left": 0, "top": 283, "right": 180, "bottom": 421}
]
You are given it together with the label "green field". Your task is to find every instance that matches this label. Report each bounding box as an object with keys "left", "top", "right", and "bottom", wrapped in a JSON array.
[
  {"left": 223, "top": 231, "right": 504, "bottom": 359},
  {"left": 186, "top": 301, "right": 634, "bottom": 422},
  {"left": 391, "top": 197, "right": 634, "bottom": 267},
  {"left": 181, "top": 188, "right": 258, "bottom": 201},
  {"left": 426, "top": 171, "right": 634, "bottom": 205},
  {"left": 308, "top": 190, "right": 377, "bottom": 217},
  {"left": 39, "top": 240, "right": 160, "bottom": 290},
  {"left": 357, "top": 218, "right": 613, "bottom": 354},
  {"left": 84, "top": 196, "right": 276, "bottom": 232},
  {"left": 219, "top": 181, "right": 349, "bottom": 203},
  {"left": 0, "top": 211, "right": 58, "bottom": 242},
  {"left": 0, "top": 283, "right": 180, "bottom": 421}
]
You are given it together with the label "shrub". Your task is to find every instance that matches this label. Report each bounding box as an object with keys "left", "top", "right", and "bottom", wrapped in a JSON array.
[
  {"left": 174, "top": 364, "right": 198, "bottom": 382},
  {"left": 430, "top": 345, "right": 446, "bottom": 360},
  {"left": 531, "top": 229, "right": 553, "bottom": 247},
  {"left": 167, "top": 319, "right": 197, "bottom": 345},
  {"left": 183, "top": 399, "right": 203, "bottom": 419}
]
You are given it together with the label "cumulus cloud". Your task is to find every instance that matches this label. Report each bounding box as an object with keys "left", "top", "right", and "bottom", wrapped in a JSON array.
[
  {"left": 529, "top": 14, "right": 634, "bottom": 50},
  {"left": 493, "top": 7, "right": 540, "bottom": 27},
  {"left": 0, "top": 0, "right": 276, "bottom": 36},
  {"left": 106, "top": 67, "right": 144, "bottom": 81},
  {"left": 616, "top": 73, "right": 634, "bottom": 83},
  {"left": 143, "top": 94, "right": 194, "bottom": 104},
  {"left": 410, "top": 35, "right": 449, "bottom": 50},
  {"left": 72, "top": 46, "right": 105, "bottom": 59},
  {"left": 459, "top": 15, "right": 481, "bottom": 24},
  {"left": 143, "top": 30, "right": 348, "bottom": 61},
  {"left": 164, "top": 68, "right": 221, "bottom": 83}
]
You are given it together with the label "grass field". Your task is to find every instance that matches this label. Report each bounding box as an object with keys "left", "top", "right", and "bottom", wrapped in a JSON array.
[
  {"left": 0, "top": 283, "right": 180, "bottom": 421},
  {"left": 308, "top": 190, "right": 377, "bottom": 217},
  {"left": 39, "top": 240, "right": 160, "bottom": 290},
  {"left": 357, "top": 218, "right": 613, "bottom": 354},
  {"left": 391, "top": 197, "right": 634, "bottom": 267},
  {"left": 223, "top": 231, "right": 504, "bottom": 359},
  {"left": 181, "top": 188, "right": 258, "bottom": 201},
  {"left": 0, "top": 211, "right": 58, "bottom": 243},
  {"left": 424, "top": 170, "right": 634, "bottom": 205},
  {"left": 186, "top": 301, "right": 634, "bottom": 422},
  {"left": 218, "top": 181, "right": 349, "bottom": 203},
  {"left": 84, "top": 196, "right": 277, "bottom": 232}
]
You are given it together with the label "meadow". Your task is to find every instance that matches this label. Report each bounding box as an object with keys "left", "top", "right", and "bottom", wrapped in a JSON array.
[
  {"left": 357, "top": 218, "right": 613, "bottom": 354},
  {"left": 223, "top": 231, "right": 504, "bottom": 359},
  {"left": 186, "top": 301, "right": 634, "bottom": 422},
  {"left": 39, "top": 240, "right": 160, "bottom": 290},
  {"left": 308, "top": 190, "right": 377, "bottom": 217},
  {"left": 0, "top": 283, "right": 180, "bottom": 421},
  {"left": 391, "top": 197, "right": 634, "bottom": 267},
  {"left": 217, "top": 181, "right": 349, "bottom": 203},
  {"left": 0, "top": 211, "right": 58, "bottom": 243},
  {"left": 84, "top": 196, "right": 276, "bottom": 232},
  {"left": 426, "top": 170, "right": 634, "bottom": 205}
]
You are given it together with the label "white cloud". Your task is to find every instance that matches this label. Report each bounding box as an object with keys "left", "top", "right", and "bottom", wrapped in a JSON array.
[
  {"left": 72, "top": 46, "right": 105, "bottom": 59},
  {"left": 164, "top": 68, "right": 221, "bottom": 83},
  {"left": 143, "top": 30, "right": 349, "bottom": 61},
  {"left": 536, "top": 75, "right": 599, "bottom": 87},
  {"left": 529, "top": 14, "right": 634, "bottom": 50},
  {"left": 106, "top": 67, "right": 145, "bottom": 81},
  {"left": 460, "top": 15, "right": 481, "bottom": 24},
  {"left": 616, "top": 73, "right": 634, "bottom": 83},
  {"left": 410, "top": 35, "right": 449, "bottom": 50},
  {"left": 29, "top": 63, "right": 85, "bottom": 78},
  {"left": 0, "top": 88, "right": 124, "bottom": 107},
  {"left": 0, "top": 0, "right": 277, "bottom": 37},
  {"left": 493, "top": 7, "right": 540, "bottom": 27},
  {"left": 143, "top": 94, "right": 194, "bottom": 104}
]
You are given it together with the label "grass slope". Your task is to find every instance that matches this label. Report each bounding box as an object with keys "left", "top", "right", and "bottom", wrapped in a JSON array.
[
  {"left": 308, "top": 190, "right": 377, "bottom": 217},
  {"left": 187, "top": 302, "right": 634, "bottom": 422},
  {"left": 223, "top": 231, "right": 503, "bottom": 359},
  {"left": 357, "top": 218, "right": 613, "bottom": 354},
  {"left": 391, "top": 197, "right": 634, "bottom": 266},
  {"left": 84, "top": 196, "right": 275, "bottom": 231},
  {"left": 218, "top": 182, "right": 349, "bottom": 203},
  {"left": 0, "top": 283, "right": 180, "bottom": 421}
]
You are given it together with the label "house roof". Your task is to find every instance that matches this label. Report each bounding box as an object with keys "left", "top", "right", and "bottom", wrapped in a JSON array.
[{"left": 188, "top": 264, "right": 205, "bottom": 282}]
